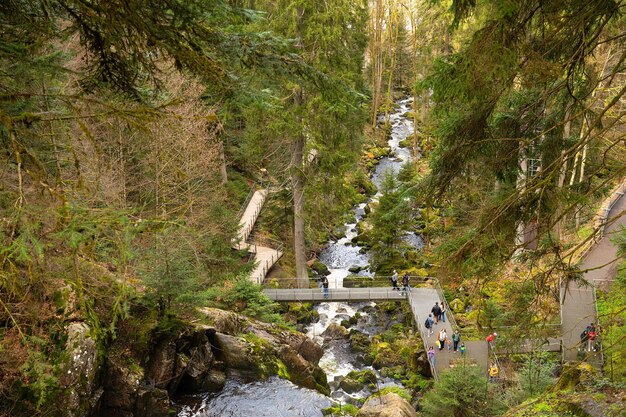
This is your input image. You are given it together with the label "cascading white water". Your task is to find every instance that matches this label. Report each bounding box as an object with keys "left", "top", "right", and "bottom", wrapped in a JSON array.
[
  {"left": 176, "top": 97, "right": 421, "bottom": 416},
  {"left": 307, "top": 98, "right": 422, "bottom": 403}
]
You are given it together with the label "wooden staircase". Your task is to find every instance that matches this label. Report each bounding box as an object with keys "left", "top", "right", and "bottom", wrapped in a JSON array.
[{"left": 234, "top": 187, "right": 283, "bottom": 284}]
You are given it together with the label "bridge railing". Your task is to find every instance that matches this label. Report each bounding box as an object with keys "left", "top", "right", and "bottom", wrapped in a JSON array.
[
  {"left": 263, "top": 287, "right": 407, "bottom": 302},
  {"left": 237, "top": 182, "right": 257, "bottom": 219},
  {"left": 263, "top": 275, "right": 441, "bottom": 289},
  {"left": 407, "top": 297, "right": 438, "bottom": 380}
]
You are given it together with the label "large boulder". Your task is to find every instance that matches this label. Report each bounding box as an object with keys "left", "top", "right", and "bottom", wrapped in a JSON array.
[
  {"left": 357, "top": 393, "right": 417, "bottom": 417},
  {"left": 410, "top": 348, "right": 432, "bottom": 377},
  {"left": 200, "top": 308, "right": 248, "bottom": 335},
  {"left": 144, "top": 339, "right": 178, "bottom": 389},
  {"left": 134, "top": 387, "right": 170, "bottom": 417},
  {"left": 323, "top": 323, "right": 349, "bottom": 340},
  {"left": 100, "top": 357, "right": 143, "bottom": 416},
  {"left": 59, "top": 322, "right": 102, "bottom": 417},
  {"left": 278, "top": 346, "right": 329, "bottom": 395},
  {"left": 339, "top": 377, "right": 363, "bottom": 393},
  {"left": 176, "top": 340, "right": 221, "bottom": 393},
  {"left": 213, "top": 332, "right": 261, "bottom": 380}
]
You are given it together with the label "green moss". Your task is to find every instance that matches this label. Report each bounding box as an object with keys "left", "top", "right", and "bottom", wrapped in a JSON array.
[
  {"left": 377, "top": 386, "right": 412, "bottom": 401},
  {"left": 275, "top": 359, "right": 290, "bottom": 380},
  {"left": 322, "top": 403, "right": 359, "bottom": 416},
  {"left": 533, "top": 402, "right": 553, "bottom": 412}
]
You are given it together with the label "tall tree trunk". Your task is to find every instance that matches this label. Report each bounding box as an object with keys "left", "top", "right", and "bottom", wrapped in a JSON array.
[
  {"left": 291, "top": 86, "right": 308, "bottom": 286},
  {"left": 370, "top": 0, "right": 384, "bottom": 127},
  {"left": 292, "top": 5, "right": 308, "bottom": 287},
  {"left": 554, "top": 112, "right": 571, "bottom": 241}
]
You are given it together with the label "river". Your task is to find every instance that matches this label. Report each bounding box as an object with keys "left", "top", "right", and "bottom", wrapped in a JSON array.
[{"left": 176, "top": 97, "right": 418, "bottom": 417}]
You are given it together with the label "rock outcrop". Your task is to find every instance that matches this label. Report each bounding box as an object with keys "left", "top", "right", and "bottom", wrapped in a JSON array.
[
  {"left": 99, "top": 308, "right": 329, "bottom": 416},
  {"left": 357, "top": 393, "right": 417, "bottom": 417},
  {"left": 59, "top": 322, "right": 102, "bottom": 417}
]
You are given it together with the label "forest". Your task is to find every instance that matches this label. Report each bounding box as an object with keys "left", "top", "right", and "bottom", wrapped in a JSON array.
[{"left": 1, "top": 0, "right": 625, "bottom": 416}]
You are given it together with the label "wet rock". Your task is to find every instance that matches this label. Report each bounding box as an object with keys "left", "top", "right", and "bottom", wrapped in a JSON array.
[
  {"left": 134, "top": 387, "right": 169, "bottom": 417},
  {"left": 204, "top": 369, "right": 227, "bottom": 391},
  {"left": 279, "top": 347, "right": 329, "bottom": 395},
  {"left": 339, "top": 377, "right": 363, "bottom": 393},
  {"left": 59, "top": 322, "right": 102, "bottom": 417},
  {"left": 294, "top": 337, "right": 324, "bottom": 364},
  {"left": 144, "top": 339, "right": 178, "bottom": 389},
  {"left": 213, "top": 333, "right": 260, "bottom": 380},
  {"left": 348, "top": 369, "right": 377, "bottom": 385},
  {"left": 310, "top": 260, "right": 330, "bottom": 276},
  {"left": 323, "top": 323, "right": 349, "bottom": 340},
  {"left": 175, "top": 340, "right": 218, "bottom": 393},
  {"left": 357, "top": 393, "right": 417, "bottom": 417}
]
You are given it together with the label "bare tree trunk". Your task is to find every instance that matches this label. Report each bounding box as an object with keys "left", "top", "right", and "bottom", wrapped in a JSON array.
[
  {"left": 291, "top": 86, "right": 308, "bottom": 286},
  {"left": 554, "top": 112, "right": 571, "bottom": 240},
  {"left": 370, "top": 0, "right": 384, "bottom": 127},
  {"left": 291, "top": 5, "right": 308, "bottom": 287}
]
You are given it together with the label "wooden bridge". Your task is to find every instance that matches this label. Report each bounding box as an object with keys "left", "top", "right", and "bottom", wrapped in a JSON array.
[{"left": 234, "top": 185, "right": 283, "bottom": 284}]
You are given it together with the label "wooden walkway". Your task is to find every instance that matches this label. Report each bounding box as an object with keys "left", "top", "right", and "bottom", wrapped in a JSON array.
[
  {"left": 234, "top": 188, "right": 283, "bottom": 284},
  {"left": 560, "top": 179, "right": 626, "bottom": 365}
]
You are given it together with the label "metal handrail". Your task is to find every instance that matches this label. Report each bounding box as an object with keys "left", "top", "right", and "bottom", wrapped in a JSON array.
[
  {"left": 431, "top": 278, "right": 459, "bottom": 332},
  {"left": 591, "top": 283, "right": 605, "bottom": 367},
  {"left": 559, "top": 180, "right": 625, "bottom": 365},
  {"left": 597, "top": 180, "right": 626, "bottom": 238},
  {"left": 408, "top": 299, "right": 438, "bottom": 380},
  {"left": 237, "top": 182, "right": 257, "bottom": 219}
]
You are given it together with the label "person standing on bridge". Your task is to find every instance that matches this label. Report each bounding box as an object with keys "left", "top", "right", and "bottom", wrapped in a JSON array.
[
  {"left": 401, "top": 273, "right": 411, "bottom": 296},
  {"left": 390, "top": 270, "right": 400, "bottom": 291},
  {"left": 440, "top": 303, "right": 447, "bottom": 323},
  {"left": 428, "top": 347, "right": 435, "bottom": 367},
  {"left": 486, "top": 332, "right": 497, "bottom": 351},
  {"left": 586, "top": 323, "right": 597, "bottom": 352},
  {"left": 452, "top": 330, "right": 461, "bottom": 352},
  {"left": 322, "top": 276, "right": 329, "bottom": 299},
  {"left": 437, "top": 329, "right": 447, "bottom": 351},
  {"left": 425, "top": 314, "right": 435, "bottom": 336},
  {"left": 431, "top": 302, "right": 441, "bottom": 325}
]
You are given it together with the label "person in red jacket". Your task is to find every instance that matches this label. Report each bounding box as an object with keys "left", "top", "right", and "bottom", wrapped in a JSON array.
[{"left": 486, "top": 332, "right": 497, "bottom": 350}]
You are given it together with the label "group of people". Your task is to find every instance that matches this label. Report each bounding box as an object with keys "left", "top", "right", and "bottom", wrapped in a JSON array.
[
  {"left": 580, "top": 322, "right": 600, "bottom": 352},
  {"left": 390, "top": 270, "right": 411, "bottom": 295},
  {"left": 425, "top": 300, "right": 465, "bottom": 368},
  {"left": 430, "top": 301, "right": 446, "bottom": 323},
  {"left": 426, "top": 331, "right": 465, "bottom": 367}
]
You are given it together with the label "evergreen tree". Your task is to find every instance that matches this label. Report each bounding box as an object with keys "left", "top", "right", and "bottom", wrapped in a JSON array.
[{"left": 421, "top": 364, "right": 496, "bottom": 417}]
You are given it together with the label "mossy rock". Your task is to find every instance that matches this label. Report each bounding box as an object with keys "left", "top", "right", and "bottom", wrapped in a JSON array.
[
  {"left": 347, "top": 369, "right": 377, "bottom": 385},
  {"left": 364, "top": 202, "right": 379, "bottom": 216},
  {"left": 339, "top": 377, "right": 363, "bottom": 394},
  {"left": 450, "top": 298, "right": 465, "bottom": 313},
  {"left": 398, "top": 136, "right": 413, "bottom": 148},
  {"left": 348, "top": 266, "right": 364, "bottom": 274},
  {"left": 283, "top": 303, "right": 319, "bottom": 325},
  {"left": 555, "top": 363, "right": 597, "bottom": 391},
  {"left": 310, "top": 260, "right": 330, "bottom": 276},
  {"left": 349, "top": 329, "right": 371, "bottom": 353}
]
